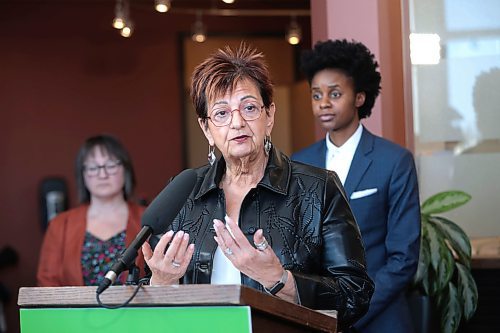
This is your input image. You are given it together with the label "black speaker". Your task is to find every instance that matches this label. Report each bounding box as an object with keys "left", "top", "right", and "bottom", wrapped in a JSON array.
[{"left": 39, "top": 177, "right": 69, "bottom": 231}]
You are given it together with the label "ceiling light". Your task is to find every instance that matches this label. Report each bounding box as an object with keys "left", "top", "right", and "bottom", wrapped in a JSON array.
[
  {"left": 155, "top": 0, "right": 171, "bottom": 13},
  {"left": 113, "top": 17, "right": 125, "bottom": 30},
  {"left": 112, "top": 0, "right": 127, "bottom": 30},
  {"left": 192, "top": 12, "right": 207, "bottom": 43},
  {"left": 120, "top": 21, "right": 134, "bottom": 38},
  {"left": 286, "top": 16, "right": 301, "bottom": 45},
  {"left": 222, "top": 0, "right": 235, "bottom": 4}
]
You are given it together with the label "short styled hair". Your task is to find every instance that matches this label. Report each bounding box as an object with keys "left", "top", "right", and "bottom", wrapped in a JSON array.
[
  {"left": 300, "top": 39, "right": 381, "bottom": 119},
  {"left": 75, "top": 134, "right": 136, "bottom": 203},
  {"left": 190, "top": 43, "right": 274, "bottom": 120}
]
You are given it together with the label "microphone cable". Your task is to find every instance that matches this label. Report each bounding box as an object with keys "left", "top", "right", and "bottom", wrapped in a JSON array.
[
  {"left": 95, "top": 279, "right": 147, "bottom": 309},
  {"left": 96, "top": 265, "right": 148, "bottom": 309}
]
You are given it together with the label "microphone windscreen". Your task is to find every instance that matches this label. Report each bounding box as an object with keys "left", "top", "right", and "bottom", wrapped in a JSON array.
[{"left": 141, "top": 168, "right": 197, "bottom": 234}]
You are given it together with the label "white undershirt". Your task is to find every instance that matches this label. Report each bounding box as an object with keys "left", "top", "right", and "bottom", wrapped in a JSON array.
[
  {"left": 325, "top": 124, "right": 363, "bottom": 185},
  {"left": 210, "top": 219, "right": 241, "bottom": 285}
]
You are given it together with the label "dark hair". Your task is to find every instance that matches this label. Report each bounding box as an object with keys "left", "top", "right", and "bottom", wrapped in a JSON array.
[
  {"left": 300, "top": 39, "right": 381, "bottom": 119},
  {"left": 190, "top": 43, "right": 274, "bottom": 120},
  {"left": 75, "top": 134, "right": 136, "bottom": 203}
]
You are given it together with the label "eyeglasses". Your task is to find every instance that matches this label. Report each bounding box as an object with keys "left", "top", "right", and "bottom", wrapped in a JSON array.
[
  {"left": 84, "top": 161, "right": 122, "bottom": 177},
  {"left": 207, "top": 102, "right": 264, "bottom": 127}
]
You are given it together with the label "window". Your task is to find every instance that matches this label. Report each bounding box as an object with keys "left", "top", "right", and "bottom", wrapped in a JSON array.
[{"left": 410, "top": 0, "right": 500, "bottom": 237}]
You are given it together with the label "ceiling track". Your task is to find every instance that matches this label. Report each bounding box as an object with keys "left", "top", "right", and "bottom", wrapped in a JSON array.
[{"left": 167, "top": 8, "right": 310, "bottom": 17}]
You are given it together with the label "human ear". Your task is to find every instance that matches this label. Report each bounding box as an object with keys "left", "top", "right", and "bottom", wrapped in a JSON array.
[
  {"left": 198, "top": 118, "right": 215, "bottom": 146},
  {"left": 265, "top": 103, "right": 276, "bottom": 135},
  {"left": 355, "top": 92, "right": 366, "bottom": 108}
]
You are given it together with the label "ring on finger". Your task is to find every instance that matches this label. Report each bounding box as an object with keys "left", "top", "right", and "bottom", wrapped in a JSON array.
[
  {"left": 224, "top": 247, "right": 233, "bottom": 255},
  {"left": 255, "top": 239, "right": 269, "bottom": 251},
  {"left": 171, "top": 260, "right": 181, "bottom": 268}
]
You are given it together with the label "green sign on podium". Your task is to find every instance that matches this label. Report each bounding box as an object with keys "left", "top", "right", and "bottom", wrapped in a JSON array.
[{"left": 21, "top": 306, "right": 252, "bottom": 333}]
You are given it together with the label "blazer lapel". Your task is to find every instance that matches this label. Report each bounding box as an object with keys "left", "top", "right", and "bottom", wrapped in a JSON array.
[{"left": 344, "top": 128, "right": 374, "bottom": 198}]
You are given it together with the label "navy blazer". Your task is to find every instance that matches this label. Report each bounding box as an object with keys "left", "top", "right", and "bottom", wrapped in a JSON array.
[{"left": 291, "top": 128, "right": 420, "bottom": 333}]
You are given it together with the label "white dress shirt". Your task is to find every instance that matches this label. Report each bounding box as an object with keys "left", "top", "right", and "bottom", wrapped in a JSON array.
[
  {"left": 325, "top": 124, "right": 363, "bottom": 185},
  {"left": 211, "top": 217, "right": 241, "bottom": 285},
  {"left": 211, "top": 246, "right": 241, "bottom": 285}
]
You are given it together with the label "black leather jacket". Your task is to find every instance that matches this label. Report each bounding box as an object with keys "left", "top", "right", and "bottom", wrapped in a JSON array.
[{"left": 167, "top": 147, "right": 373, "bottom": 328}]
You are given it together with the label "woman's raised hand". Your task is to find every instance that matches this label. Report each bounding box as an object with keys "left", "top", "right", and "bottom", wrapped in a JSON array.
[
  {"left": 142, "top": 230, "right": 195, "bottom": 285},
  {"left": 213, "top": 215, "right": 285, "bottom": 289}
]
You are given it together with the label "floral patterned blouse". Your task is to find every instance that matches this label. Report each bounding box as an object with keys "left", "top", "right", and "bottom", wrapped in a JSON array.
[{"left": 81, "top": 231, "right": 126, "bottom": 286}]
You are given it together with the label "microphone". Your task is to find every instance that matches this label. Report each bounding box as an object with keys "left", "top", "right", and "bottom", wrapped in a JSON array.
[{"left": 96, "top": 168, "right": 197, "bottom": 294}]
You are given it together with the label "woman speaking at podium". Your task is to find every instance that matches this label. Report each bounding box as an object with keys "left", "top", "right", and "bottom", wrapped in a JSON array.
[{"left": 142, "top": 44, "right": 374, "bottom": 331}]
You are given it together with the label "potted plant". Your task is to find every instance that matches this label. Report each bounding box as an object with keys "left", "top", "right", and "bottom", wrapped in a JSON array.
[{"left": 411, "top": 190, "right": 478, "bottom": 333}]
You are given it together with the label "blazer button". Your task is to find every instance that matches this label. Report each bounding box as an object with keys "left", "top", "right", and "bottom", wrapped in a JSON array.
[{"left": 247, "top": 227, "right": 256, "bottom": 234}]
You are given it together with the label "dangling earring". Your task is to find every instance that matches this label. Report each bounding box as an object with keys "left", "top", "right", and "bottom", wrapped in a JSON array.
[
  {"left": 264, "top": 135, "right": 272, "bottom": 155},
  {"left": 208, "top": 145, "right": 216, "bottom": 166}
]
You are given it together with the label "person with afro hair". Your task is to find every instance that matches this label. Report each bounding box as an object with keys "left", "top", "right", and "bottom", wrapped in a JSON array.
[{"left": 292, "top": 39, "right": 421, "bottom": 333}]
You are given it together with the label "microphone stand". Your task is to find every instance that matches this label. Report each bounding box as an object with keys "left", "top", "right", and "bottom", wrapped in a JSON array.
[
  {"left": 95, "top": 263, "right": 146, "bottom": 309},
  {"left": 126, "top": 265, "right": 140, "bottom": 285}
]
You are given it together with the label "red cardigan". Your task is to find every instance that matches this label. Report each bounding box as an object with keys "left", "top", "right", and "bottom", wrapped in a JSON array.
[{"left": 37, "top": 202, "right": 146, "bottom": 287}]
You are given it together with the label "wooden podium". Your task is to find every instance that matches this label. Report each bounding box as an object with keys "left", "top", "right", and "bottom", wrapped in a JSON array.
[{"left": 18, "top": 285, "right": 336, "bottom": 333}]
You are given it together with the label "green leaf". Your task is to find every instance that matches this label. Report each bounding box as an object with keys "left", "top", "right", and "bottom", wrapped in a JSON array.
[
  {"left": 456, "top": 263, "right": 478, "bottom": 321},
  {"left": 436, "top": 236, "right": 455, "bottom": 290},
  {"left": 439, "top": 282, "right": 462, "bottom": 333},
  {"left": 426, "top": 221, "right": 442, "bottom": 272},
  {"left": 414, "top": 216, "right": 431, "bottom": 287},
  {"left": 413, "top": 235, "right": 430, "bottom": 287},
  {"left": 432, "top": 216, "right": 472, "bottom": 267},
  {"left": 426, "top": 220, "right": 455, "bottom": 294},
  {"left": 422, "top": 265, "right": 433, "bottom": 295},
  {"left": 421, "top": 191, "right": 471, "bottom": 215}
]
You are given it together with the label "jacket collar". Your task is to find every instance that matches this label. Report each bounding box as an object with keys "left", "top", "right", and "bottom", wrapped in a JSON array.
[
  {"left": 343, "top": 126, "right": 374, "bottom": 196},
  {"left": 358, "top": 125, "right": 375, "bottom": 155},
  {"left": 195, "top": 145, "right": 290, "bottom": 200}
]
